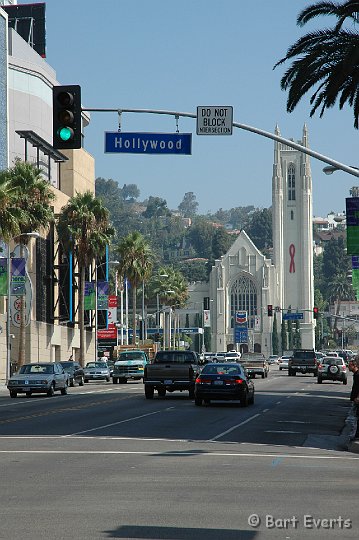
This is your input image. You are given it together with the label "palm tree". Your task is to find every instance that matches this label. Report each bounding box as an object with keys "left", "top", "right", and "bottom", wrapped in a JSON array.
[
  {"left": 57, "top": 191, "right": 115, "bottom": 366},
  {"left": 274, "top": 1, "right": 359, "bottom": 128},
  {"left": 0, "top": 169, "right": 23, "bottom": 243},
  {"left": 5, "top": 161, "right": 56, "bottom": 367},
  {"left": 117, "top": 232, "right": 153, "bottom": 344}
]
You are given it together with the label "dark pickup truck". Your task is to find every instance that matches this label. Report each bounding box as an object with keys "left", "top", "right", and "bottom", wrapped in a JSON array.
[
  {"left": 143, "top": 350, "right": 200, "bottom": 399},
  {"left": 288, "top": 349, "right": 318, "bottom": 376}
]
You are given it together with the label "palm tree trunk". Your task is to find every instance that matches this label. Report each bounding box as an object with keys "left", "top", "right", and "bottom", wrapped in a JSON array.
[
  {"left": 79, "top": 265, "right": 86, "bottom": 366},
  {"left": 18, "top": 241, "right": 26, "bottom": 367},
  {"left": 132, "top": 285, "right": 137, "bottom": 345}
]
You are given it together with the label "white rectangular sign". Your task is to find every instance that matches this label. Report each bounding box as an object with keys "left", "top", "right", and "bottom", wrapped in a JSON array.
[{"left": 197, "top": 106, "right": 233, "bottom": 135}]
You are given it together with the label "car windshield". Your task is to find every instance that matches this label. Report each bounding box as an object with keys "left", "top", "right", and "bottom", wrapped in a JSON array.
[
  {"left": 154, "top": 352, "right": 196, "bottom": 364},
  {"left": 118, "top": 353, "right": 145, "bottom": 361},
  {"left": 202, "top": 364, "right": 241, "bottom": 375},
  {"left": 19, "top": 364, "right": 54, "bottom": 374},
  {"left": 323, "top": 358, "right": 343, "bottom": 366},
  {"left": 86, "top": 362, "right": 107, "bottom": 368}
]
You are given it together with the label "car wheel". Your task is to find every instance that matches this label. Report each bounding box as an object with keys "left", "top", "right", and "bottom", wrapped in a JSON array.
[
  {"left": 317, "top": 377, "right": 322, "bottom": 384},
  {"left": 84, "top": 379, "right": 88, "bottom": 383},
  {"left": 145, "top": 385, "right": 154, "bottom": 399},
  {"left": 240, "top": 391, "right": 248, "bottom": 407},
  {"left": 189, "top": 387, "right": 195, "bottom": 399},
  {"left": 26, "top": 392, "right": 31, "bottom": 398},
  {"left": 61, "top": 384, "right": 68, "bottom": 395},
  {"left": 106, "top": 377, "right": 110, "bottom": 382},
  {"left": 279, "top": 367, "right": 282, "bottom": 371},
  {"left": 47, "top": 384, "right": 55, "bottom": 397},
  {"left": 343, "top": 378, "right": 348, "bottom": 385},
  {"left": 204, "top": 399, "right": 211, "bottom": 405},
  {"left": 9, "top": 390, "right": 17, "bottom": 398},
  {"left": 79, "top": 376, "right": 84, "bottom": 386},
  {"left": 70, "top": 378, "right": 75, "bottom": 387},
  {"left": 261, "top": 373, "right": 265, "bottom": 379},
  {"left": 158, "top": 388, "right": 166, "bottom": 398},
  {"left": 195, "top": 397, "right": 202, "bottom": 406},
  {"left": 112, "top": 378, "right": 118, "bottom": 384},
  {"left": 248, "top": 392, "right": 255, "bottom": 405}
]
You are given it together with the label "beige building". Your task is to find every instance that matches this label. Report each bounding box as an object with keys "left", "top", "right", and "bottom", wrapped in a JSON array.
[{"left": 0, "top": 9, "right": 96, "bottom": 379}]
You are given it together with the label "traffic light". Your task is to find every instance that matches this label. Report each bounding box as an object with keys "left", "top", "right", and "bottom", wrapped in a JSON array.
[
  {"left": 267, "top": 304, "right": 273, "bottom": 316},
  {"left": 52, "top": 85, "right": 82, "bottom": 150},
  {"left": 313, "top": 307, "right": 319, "bottom": 319}
]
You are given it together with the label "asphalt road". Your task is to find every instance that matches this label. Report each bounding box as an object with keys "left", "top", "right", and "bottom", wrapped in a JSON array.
[{"left": 0, "top": 366, "right": 357, "bottom": 540}]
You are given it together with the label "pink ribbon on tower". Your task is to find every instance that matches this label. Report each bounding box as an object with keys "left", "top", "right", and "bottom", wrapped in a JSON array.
[{"left": 289, "top": 244, "right": 295, "bottom": 273}]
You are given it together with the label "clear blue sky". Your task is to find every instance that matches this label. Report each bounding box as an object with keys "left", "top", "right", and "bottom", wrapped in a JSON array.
[{"left": 42, "top": 0, "right": 358, "bottom": 217}]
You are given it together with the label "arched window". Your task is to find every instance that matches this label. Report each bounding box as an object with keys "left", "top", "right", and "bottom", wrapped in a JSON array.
[
  {"left": 230, "top": 275, "right": 257, "bottom": 329},
  {"left": 288, "top": 164, "right": 296, "bottom": 201}
]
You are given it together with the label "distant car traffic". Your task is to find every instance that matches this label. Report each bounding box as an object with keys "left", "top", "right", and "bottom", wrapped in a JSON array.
[
  {"left": 84, "top": 362, "right": 111, "bottom": 383},
  {"left": 268, "top": 355, "right": 280, "bottom": 364},
  {"left": 59, "top": 361, "right": 85, "bottom": 387},
  {"left": 278, "top": 356, "right": 291, "bottom": 370},
  {"left": 112, "top": 350, "right": 148, "bottom": 383},
  {"left": 7, "top": 362, "right": 68, "bottom": 398},
  {"left": 194, "top": 362, "right": 254, "bottom": 407},
  {"left": 317, "top": 357, "right": 347, "bottom": 385}
]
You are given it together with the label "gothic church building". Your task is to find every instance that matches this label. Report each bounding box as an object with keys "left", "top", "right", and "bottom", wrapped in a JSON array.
[{"left": 208, "top": 125, "right": 315, "bottom": 355}]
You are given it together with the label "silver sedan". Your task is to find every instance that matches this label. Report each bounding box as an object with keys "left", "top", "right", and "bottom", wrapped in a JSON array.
[{"left": 84, "top": 362, "right": 111, "bottom": 383}]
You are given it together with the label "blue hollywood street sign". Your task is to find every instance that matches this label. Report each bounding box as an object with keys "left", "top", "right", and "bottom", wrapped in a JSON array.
[
  {"left": 105, "top": 132, "right": 192, "bottom": 155},
  {"left": 282, "top": 312, "right": 304, "bottom": 320}
]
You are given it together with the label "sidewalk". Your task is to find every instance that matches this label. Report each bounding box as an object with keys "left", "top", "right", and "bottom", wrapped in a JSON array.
[{"left": 337, "top": 404, "right": 359, "bottom": 453}]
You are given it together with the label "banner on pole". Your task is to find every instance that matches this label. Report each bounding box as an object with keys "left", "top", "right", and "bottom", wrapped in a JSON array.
[
  {"left": 84, "top": 281, "right": 95, "bottom": 310},
  {"left": 11, "top": 258, "right": 26, "bottom": 296},
  {"left": 0, "top": 258, "right": 7, "bottom": 296},
  {"left": 97, "top": 281, "right": 109, "bottom": 309}
]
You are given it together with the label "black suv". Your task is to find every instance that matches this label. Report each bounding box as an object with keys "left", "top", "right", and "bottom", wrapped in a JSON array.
[{"left": 60, "top": 361, "right": 85, "bottom": 387}]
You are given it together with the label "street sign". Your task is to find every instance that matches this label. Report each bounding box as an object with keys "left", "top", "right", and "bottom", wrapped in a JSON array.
[
  {"left": 282, "top": 312, "right": 304, "bottom": 320},
  {"left": 105, "top": 132, "right": 192, "bottom": 154},
  {"left": 196, "top": 106, "right": 233, "bottom": 135}
]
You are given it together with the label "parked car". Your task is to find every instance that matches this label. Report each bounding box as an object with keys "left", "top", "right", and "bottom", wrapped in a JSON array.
[
  {"left": 59, "top": 361, "right": 85, "bottom": 387},
  {"left": 7, "top": 362, "right": 68, "bottom": 398},
  {"left": 84, "top": 362, "right": 111, "bottom": 383},
  {"left": 194, "top": 362, "right": 254, "bottom": 407},
  {"left": 278, "top": 355, "right": 291, "bottom": 370},
  {"left": 317, "top": 357, "right": 347, "bottom": 384}
]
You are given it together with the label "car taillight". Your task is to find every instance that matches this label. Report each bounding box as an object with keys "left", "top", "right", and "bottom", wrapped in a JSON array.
[
  {"left": 318, "top": 364, "right": 323, "bottom": 369},
  {"left": 195, "top": 377, "right": 201, "bottom": 383},
  {"left": 196, "top": 377, "right": 212, "bottom": 384},
  {"left": 235, "top": 378, "right": 243, "bottom": 384}
]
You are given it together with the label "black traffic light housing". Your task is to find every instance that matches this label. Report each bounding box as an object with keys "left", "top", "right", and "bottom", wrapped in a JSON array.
[
  {"left": 267, "top": 304, "right": 273, "bottom": 316},
  {"left": 313, "top": 307, "right": 319, "bottom": 319},
  {"left": 52, "top": 85, "right": 82, "bottom": 150}
]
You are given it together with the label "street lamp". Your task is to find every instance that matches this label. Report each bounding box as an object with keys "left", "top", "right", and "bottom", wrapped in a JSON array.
[
  {"left": 323, "top": 165, "right": 359, "bottom": 175},
  {"left": 6, "top": 231, "right": 40, "bottom": 383}
]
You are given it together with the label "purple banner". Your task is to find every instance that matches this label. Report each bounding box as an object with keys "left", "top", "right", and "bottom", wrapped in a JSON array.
[
  {"left": 97, "top": 281, "right": 109, "bottom": 309},
  {"left": 11, "top": 257, "right": 26, "bottom": 296}
]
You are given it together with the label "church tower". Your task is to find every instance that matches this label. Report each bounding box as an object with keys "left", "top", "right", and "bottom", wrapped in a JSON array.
[{"left": 272, "top": 125, "right": 315, "bottom": 348}]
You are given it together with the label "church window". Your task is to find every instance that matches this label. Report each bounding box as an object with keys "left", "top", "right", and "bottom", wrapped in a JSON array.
[
  {"left": 230, "top": 275, "right": 258, "bottom": 329},
  {"left": 288, "top": 164, "right": 296, "bottom": 201}
]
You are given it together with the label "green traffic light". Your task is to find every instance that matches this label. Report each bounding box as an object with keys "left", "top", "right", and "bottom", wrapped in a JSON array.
[{"left": 58, "top": 127, "right": 74, "bottom": 141}]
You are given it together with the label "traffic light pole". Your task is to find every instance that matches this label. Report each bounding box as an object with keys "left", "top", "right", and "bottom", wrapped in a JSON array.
[{"left": 82, "top": 107, "right": 359, "bottom": 177}]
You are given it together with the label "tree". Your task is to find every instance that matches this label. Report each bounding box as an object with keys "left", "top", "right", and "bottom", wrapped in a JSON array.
[
  {"left": 274, "top": 1, "right": 359, "bottom": 128},
  {"left": 328, "top": 272, "right": 355, "bottom": 335},
  {"left": 178, "top": 192, "right": 198, "bottom": 217},
  {"left": 281, "top": 320, "right": 288, "bottom": 353},
  {"left": 244, "top": 208, "right": 272, "bottom": 251},
  {"left": 142, "top": 196, "right": 171, "bottom": 219},
  {"left": 57, "top": 191, "right": 115, "bottom": 365},
  {"left": 212, "top": 227, "right": 233, "bottom": 259},
  {"left": 9, "top": 161, "right": 56, "bottom": 367},
  {"left": 272, "top": 313, "right": 279, "bottom": 355},
  {"left": 188, "top": 218, "right": 214, "bottom": 258},
  {"left": 0, "top": 168, "right": 23, "bottom": 242},
  {"left": 117, "top": 232, "right": 153, "bottom": 344},
  {"left": 122, "top": 183, "right": 140, "bottom": 202}
]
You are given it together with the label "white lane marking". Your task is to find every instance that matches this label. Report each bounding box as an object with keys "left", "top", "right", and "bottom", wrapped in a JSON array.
[
  {"left": 65, "top": 407, "right": 175, "bottom": 436},
  {"left": 0, "top": 449, "right": 358, "bottom": 460},
  {"left": 265, "top": 430, "right": 302, "bottom": 434},
  {"left": 277, "top": 420, "right": 311, "bottom": 424},
  {"left": 276, "top": 401, "right": 281, "bottom": 404},
  {"left": 209, "top": 414, "right": 261, "bottom": 441},
  {"left": 262, "top": 409, "right": 269, "bottom": 413}
]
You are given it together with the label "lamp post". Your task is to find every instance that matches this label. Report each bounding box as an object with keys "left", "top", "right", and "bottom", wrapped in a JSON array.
[{"left": 6, "top": 231, "right": 40, "bottom": 383}]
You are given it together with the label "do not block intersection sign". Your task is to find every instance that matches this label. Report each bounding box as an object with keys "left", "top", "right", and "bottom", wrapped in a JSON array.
[{"left": 197, "top": 106, "right": 233, "bottom": 135}]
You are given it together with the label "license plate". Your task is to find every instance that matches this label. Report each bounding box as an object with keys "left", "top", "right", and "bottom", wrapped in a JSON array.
[
  {"left": 164, "top": 379, "right": 172, "bottom": 384},
  {"left": 22, "top": 387, "right": 30, "bottom": 392},
  {"left": 214, "top": 380, "right": 224, "bottom": 385}
]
